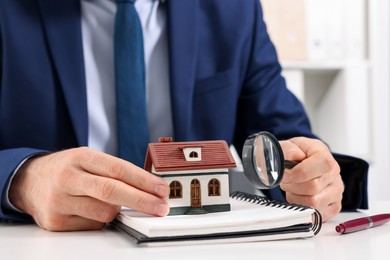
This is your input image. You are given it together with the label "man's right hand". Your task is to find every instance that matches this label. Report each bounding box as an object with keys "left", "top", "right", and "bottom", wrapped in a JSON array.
[{"left": 9, "top": 147, "right": 170, "bottom": 231}]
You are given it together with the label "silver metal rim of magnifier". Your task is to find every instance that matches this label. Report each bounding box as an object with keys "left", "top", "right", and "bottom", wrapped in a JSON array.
[{"left": 242, "top": 131, "right": 285, "bottom": 190}]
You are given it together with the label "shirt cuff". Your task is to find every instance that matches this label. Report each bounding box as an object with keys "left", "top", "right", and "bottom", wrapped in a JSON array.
[{"left": 2, "top": 156, "right": 33, "bottom": 214}]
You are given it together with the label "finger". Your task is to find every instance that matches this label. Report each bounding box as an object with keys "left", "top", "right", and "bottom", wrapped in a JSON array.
[
  {"left": 281, "top": 160, "right": 321, "bottom": 184},
  {"left": 76, "top": 148, "right": 169, "bottom": 198},
  {"left": 282, "top": 151, "right": 337, "bottom": 184},
  {"left": 285, "top": 178, "right": 343, "bottom": 207},
  {"left": 285, "top": 181, "right": 343, "bottom": 222},
  {"left": 281, "top": 158, "right": 339, "bottom": 195},
  {"left": 67, "top": 173, "right": 170, "bottom": 216},
  {"left": 280, "top": 174, "right": 330, "bottom": 196}
]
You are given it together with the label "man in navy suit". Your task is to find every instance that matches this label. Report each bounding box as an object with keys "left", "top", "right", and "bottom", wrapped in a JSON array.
[{"left": 0, "top": 0, "right": 365, "bottom": 231}]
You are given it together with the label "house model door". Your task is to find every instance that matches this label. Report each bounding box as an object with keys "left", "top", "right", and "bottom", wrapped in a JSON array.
[{"left": 191, "top": 179, "right": 201, "bottom": 208}]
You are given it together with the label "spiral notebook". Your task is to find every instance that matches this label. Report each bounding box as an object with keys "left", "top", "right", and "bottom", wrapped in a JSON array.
[{"left": 111, "top": 191, "right": 322, "bottom": 247}]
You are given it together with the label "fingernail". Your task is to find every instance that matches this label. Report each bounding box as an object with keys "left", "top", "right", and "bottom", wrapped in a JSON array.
[
  {"left": 155, "top": 203, "right": 169, "bottom": 216},
  {"left": 155, "top": 184, "right": 169, "bottom": 197}
]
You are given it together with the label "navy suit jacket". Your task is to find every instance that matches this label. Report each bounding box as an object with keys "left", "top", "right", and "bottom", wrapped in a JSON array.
[{"left": 0, "top": 0, "right": 368, "bottom": 221}]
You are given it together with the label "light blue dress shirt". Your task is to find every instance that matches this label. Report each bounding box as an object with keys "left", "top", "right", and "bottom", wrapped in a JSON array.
[{"left": 82, "top": 0, "right": 173, "bottom": 156}]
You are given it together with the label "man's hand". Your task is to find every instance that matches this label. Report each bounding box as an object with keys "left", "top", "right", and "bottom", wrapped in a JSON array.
[
  {"left": 9, "top": 147, "right": 170, "bottom": 231},
  {"left": 279, "top": 137, "right": 343, "bottom": 222}
]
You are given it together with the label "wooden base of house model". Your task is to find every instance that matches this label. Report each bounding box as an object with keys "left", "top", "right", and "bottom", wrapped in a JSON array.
[{"left": 144, "top": 138, "right": 237, "bottom": 215}]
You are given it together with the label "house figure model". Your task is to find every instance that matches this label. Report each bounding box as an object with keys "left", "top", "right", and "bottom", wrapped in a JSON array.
[{"left": 144, "top": 137, "right": 237, "bottom": 215}]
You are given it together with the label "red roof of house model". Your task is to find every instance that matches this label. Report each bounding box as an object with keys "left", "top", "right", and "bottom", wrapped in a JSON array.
[{"left": 144, "top": 138, "right": 237, "bottom": 172}]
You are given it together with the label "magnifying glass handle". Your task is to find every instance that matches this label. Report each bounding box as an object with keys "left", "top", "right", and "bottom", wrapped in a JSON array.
[{"left": 285, "top": 160, "right": 299, "bottom": 169}]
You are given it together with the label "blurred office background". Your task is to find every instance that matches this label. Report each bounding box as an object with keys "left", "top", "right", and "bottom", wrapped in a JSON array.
[{"left": 260, "top": 0, "right": 390, "bottom": 202}]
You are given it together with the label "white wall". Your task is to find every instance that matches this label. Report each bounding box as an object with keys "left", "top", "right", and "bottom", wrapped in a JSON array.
[{"left": 368, "top": 0, "right": 390, "bottom": 201}]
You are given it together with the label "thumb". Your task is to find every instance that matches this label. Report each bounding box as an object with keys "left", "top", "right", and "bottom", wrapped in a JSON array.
[{"left": 279, "top": 139, "right": 306, "bottom": 162}]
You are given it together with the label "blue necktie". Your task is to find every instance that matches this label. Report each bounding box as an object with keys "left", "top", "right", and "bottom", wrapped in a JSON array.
[{"left": 115, "top": 0, "right": 149, "bottom": 167}]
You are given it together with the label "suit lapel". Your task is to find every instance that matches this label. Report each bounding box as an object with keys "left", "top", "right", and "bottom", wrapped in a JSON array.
[
  {"left": 37, "top": 0, "right": 198, "bottom": 145},
  {"left": 166, "top": 0, "right": 198, "bottom": 141},
  {"left": 37, "top": 0, "right": 88, "bottom": 146}
]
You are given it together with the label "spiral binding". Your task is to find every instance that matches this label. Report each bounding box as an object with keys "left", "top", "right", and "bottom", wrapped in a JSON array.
[{"left": 230, "top": 191, "right": 322, "bottom": 235}]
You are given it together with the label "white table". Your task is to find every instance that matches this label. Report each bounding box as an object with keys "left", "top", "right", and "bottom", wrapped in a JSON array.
[{"left": 1, "top": 202, "right": 389, "bottom": 260}]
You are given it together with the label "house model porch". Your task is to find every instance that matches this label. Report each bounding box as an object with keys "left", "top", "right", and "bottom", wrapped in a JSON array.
[{"left": 144, "top": 138, "right": 237, "bottom": 215}]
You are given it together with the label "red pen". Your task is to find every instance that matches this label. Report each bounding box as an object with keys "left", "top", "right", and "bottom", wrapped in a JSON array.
[{"left": 335, "top": 213, "right": 390, "bottom": 234}]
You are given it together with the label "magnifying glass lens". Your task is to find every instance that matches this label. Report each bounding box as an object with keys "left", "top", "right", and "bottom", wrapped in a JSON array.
[{"left": 242, "top": 131, "right": 285, "bottom": 189}]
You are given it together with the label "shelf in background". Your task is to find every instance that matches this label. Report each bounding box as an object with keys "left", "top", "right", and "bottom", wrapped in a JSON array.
[
  {"left": 280, "top": 60, "right": 370, "bottom": 161},
  {"left": 281, "top": 60, "right": 370, "bottom": 71}
]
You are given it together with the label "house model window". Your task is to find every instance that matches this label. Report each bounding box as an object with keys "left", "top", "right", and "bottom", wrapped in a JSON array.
[
  {"left": 169, "top": 181, "right": 182, "bottom": 199},
  {"left": 189, "top": 151, "right": 198, "bottom": 158},
  {"left": 208, "top": 178, "right": 221, "bottom": 196},
  {"left": 182, "top": 147, "right": 202, "bottom": 162}
]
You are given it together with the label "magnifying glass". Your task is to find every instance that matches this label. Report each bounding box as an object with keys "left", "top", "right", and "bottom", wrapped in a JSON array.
[{"left": 242, "top": 131, "right": 298, "bottom": 189}]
